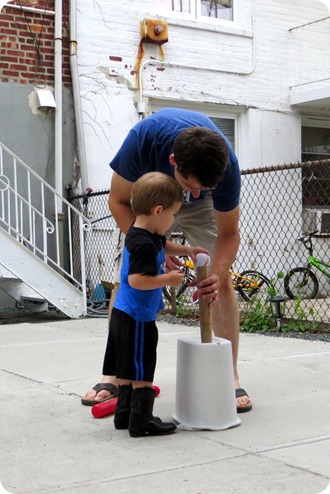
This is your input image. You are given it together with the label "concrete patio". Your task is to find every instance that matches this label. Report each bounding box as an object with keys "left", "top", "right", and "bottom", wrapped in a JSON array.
[{"left": 0, "top": 316, "right": 329, "bottom": 494}]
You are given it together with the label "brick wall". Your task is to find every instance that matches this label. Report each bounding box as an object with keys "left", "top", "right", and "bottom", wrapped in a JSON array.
[{"left": 0, "top": 0, "right": 71, "bottom": 86}]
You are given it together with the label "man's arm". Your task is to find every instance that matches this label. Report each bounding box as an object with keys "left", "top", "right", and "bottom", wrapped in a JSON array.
[
  {"left": 108, "top": 172, "right": 135, "bottom": 234},
  {"left": 197, "top": 206, "right": 240, "bottom": 301},
  {"left": 211, "top": 206, "right": 240, "bottom": 285}
]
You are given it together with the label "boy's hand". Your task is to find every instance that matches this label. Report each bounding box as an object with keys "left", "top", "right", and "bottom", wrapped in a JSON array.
[
  {"left": 186, "top": 246, "right": 210, "bottom": 264},
  {"left": 166, "top": 269, "right": 185, "bottom": 288}
]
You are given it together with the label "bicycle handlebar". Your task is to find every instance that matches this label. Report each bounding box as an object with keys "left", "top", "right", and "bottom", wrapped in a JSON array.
[{"left": 297, "top": 230, "right": 318, "bottom": 242}]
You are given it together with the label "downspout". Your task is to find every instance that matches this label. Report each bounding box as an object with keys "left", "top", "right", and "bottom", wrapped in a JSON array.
[
  {"left": 54, "top": 0, "right": 65, "bottom": 264},
  {"left": 54, "top": 0, "right": 62, "bottom": 210},
  {"left": 6, "top": 4, "right": 55, "bottom": 15},
  {"left": 69, "top": 0, "right": 89, "bottom": 193}
]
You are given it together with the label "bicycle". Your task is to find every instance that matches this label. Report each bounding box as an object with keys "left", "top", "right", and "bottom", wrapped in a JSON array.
[
  {"left": 163, "top": 231, "right": 271, "bottom": 303},
  {"left": 284, "top": 230, "right": 330, "bottom": 300}
]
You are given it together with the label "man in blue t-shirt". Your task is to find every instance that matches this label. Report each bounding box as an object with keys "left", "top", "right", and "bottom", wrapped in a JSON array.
[{"left": 81, "top": 108, "right": 252, "bottom": 413}]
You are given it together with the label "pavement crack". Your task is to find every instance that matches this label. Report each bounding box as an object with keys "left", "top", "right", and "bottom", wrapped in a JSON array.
[
  {"left": 255, "top": 434, "right": 330, "bottom": 453},
  {"left": 0, "top": 369, "right": 81, "bottom": 397}
]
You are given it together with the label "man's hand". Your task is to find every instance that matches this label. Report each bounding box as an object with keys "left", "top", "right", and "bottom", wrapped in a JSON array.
[{"left": 189, "top": 272, "right": 219, "bottom": 307}]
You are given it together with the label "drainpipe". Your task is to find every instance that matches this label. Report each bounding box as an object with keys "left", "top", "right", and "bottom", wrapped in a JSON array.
[
  {"left": 4, "top": 4, "right": 55, "bottom": 15},
  {"left": 54, "top": 0, "right": 62, "bottom": 209},
  {"left": 54, "top": 0, "right": 64, "bottom": 263},
  {"left": 69, "top": 0, "right": 89, "bottom": 193}
]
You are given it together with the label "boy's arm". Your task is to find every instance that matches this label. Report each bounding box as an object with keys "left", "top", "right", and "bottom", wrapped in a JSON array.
[
  {"left": 164, "top": 240, "right": 210, "bottom": 264},
  {"left": 164, "top": 240, "right": 189, "bottom": 257},
  {"left": 129, "top": 271, "right": 183, "bottom": 290}
]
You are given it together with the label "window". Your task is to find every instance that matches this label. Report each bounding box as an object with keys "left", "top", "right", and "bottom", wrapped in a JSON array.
[
  {"left": 201, "top": 1, "right": 233, "bottom": 21},
  {"left": 301, "top": 125, "right": 330, "bottom": 234},
  {"left": 150, "top": 101, "right": 236, "bottom": 150},
  {"left": 210, "top": 117, "right": 235, "bottom": 149},
  {"left": 302, "top": 126, "right": 330, "bottom": 207},
  {"left": 151, "top": 0, "right": 234, "bottom": 22}
]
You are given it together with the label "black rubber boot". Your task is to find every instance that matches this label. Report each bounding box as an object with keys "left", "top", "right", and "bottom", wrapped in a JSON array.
[
  {"left": 129, "top": 387, "right": 177, "bottom": 438},
  {"left": 114, "top": 384, "right": 133, "bottom": 430}
]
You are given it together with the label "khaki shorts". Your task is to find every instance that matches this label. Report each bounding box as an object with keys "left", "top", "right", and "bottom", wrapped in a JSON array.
[{"left": 112, "top": 194, "right": 217, "bottom": 284}]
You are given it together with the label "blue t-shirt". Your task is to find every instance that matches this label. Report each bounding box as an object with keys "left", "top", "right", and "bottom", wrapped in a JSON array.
[
  {"left": 110, "top": 108, "right": 241, "bottom": 212},
  {"left": 114, "top": 225, "right": 166, "bottom": 322}
]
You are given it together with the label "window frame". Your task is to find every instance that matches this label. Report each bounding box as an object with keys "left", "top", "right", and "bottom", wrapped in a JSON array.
[
  {"left": 149, "top": 99, "right": 244, "bottom": 157},
  {"left": 148, "top": 0, "right": 252, "bottom": 38},
  {"left": 199, "top": 1, "right": 235, "bottom": 23},
  {"left": 151, "top": 1, "right": 234, "bottom": 22},
  {"left": 301, "top": 120, "right": 330, "bottom": 212},
  {"left": 150, "top": 0, "right": 236, "bottom": 26}
]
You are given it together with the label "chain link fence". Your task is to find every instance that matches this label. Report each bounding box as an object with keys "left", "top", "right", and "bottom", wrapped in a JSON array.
[{"left": 69, "top": 160, "right": 330, "bottom": 325}]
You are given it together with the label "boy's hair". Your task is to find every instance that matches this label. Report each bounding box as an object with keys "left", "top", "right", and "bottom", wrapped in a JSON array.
[
  {"left": 173, "top": 126, "right": 229, "bottom": 188},
  {"left": 131, "top": 172, "right": 184, "bottom": 216}
]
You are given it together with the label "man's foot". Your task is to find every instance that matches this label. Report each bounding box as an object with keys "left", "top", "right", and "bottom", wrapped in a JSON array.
[
  {"left": 81, "top": 382, "right": 118, "bottom": 406},
  {"left": 235, "top": 388, "right": 252, "bottom": 413}
]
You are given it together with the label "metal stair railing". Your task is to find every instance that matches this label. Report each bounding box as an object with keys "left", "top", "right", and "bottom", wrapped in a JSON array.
[{"left": 0, "top": 142, "right": 90, "bottom": 303}]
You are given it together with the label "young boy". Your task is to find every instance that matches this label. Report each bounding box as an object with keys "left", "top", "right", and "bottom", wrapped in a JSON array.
[{"left": 105, "top": 172, "right": 212, "bottom": 437}]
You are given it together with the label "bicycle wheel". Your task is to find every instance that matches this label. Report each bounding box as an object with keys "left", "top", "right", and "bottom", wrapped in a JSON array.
[
  {"left": 284, "top": 267, "right": 319, "bottom": 300},
  {"left": 237, "top": 270, "right": 271, "bottom": 302}
]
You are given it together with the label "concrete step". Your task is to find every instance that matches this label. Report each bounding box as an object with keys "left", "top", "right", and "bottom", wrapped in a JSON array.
[
  {"left": 0, "top": 229, "right": 85, "bottom": 318},
  {"left": 20, "top": 296, "right": 48, "bottom": 313}
]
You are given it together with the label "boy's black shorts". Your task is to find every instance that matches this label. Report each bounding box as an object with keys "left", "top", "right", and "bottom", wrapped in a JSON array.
[{"left": 104, "top": 307, "right": 158, "bottom": 382}]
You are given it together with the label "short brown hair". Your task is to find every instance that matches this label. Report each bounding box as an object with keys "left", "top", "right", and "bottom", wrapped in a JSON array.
[
  {"left": 131, "top": 172, "right": 183, "bottom": 216},
  {"left": 173, "top": 126, "right": 228, "bottom": 187}
]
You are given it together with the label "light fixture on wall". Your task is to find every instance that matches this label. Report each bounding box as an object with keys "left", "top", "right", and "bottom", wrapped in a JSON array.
[
  {"left": 35, "top": 88, "right": 56, "bottom": 111},
  {"left": 140, "top": 19, "right": 168, "bottom": 45}
]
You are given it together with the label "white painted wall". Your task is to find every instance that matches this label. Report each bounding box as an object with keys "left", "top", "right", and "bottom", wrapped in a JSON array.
[
  {"left": 75, "top": 0, "right": 329, "bottom": 191},
  {"left": 75, "top": 0, "right": 330, "bottom": 293}
]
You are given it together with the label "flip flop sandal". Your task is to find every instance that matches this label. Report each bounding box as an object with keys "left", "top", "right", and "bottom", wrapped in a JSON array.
[
  {"left": 236, "top": 388, "right": 252, "bottom": 413},
  {"left": 81, "top": 383, "right": 118, "bottom": 406}
]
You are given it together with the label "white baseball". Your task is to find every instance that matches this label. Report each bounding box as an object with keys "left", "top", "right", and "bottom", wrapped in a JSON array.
[{"left": 195, "top": 253, "right": 211, "bottom": 267}]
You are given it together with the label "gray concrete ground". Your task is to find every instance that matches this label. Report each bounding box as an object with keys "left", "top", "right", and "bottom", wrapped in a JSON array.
[{"left": 0, "top": 317, "right": 330, "bottom": 494}]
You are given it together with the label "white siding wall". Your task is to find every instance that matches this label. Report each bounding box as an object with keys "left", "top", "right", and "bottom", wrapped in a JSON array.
[
  {"left": 75, "top": 0, "right": 329, "bottom": 284},
  {"left": 75, "top": 0, "right": 329, "bottom": 190}
]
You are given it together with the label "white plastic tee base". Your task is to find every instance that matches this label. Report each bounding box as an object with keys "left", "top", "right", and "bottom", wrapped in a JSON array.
[{"left": 173, "top": 336, "right": 241, "bottom": 430}]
